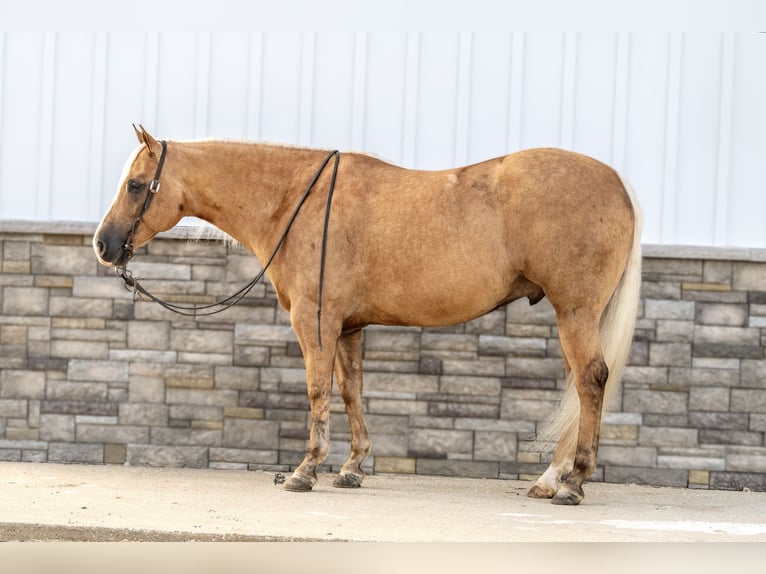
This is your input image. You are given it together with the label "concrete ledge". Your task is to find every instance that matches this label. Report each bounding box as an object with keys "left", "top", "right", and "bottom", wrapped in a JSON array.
[{"left": 4, "top": 219, "right": 766, "bottom": 262}]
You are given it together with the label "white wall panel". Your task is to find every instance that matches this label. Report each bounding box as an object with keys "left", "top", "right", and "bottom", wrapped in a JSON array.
[{"left": 1, "top": 31, "right": 765, "bottom": 248}]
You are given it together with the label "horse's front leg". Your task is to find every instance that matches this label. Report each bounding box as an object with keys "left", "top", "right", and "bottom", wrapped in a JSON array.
[
  {"left": 283, "top": 306, "right": 340, "bottom": 492},
  {"left": 333, "top": 330, "right": 371, "bottom": 488}
]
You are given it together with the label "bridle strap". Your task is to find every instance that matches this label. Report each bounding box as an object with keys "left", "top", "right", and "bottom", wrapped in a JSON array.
[
  {"left": 123, "top": 140, "right": 168, "bottom": 260},
  {"left": 116, "top": 148, "right": 340, "bottom": 351}
]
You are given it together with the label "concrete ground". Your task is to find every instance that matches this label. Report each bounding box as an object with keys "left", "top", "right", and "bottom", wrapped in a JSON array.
[{"left": 1, "top": 461, "right": 765, "bottom": 542}]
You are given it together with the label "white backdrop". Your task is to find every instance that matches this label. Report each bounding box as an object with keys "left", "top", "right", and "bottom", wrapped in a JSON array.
[{"left": 0, "top": 32, "right": 764, "bottom": 248}]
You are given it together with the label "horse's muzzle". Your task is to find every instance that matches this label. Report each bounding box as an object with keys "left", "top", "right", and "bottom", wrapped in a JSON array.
[{"left": 93, "top": 228, "right": 131, "bottom": 267}]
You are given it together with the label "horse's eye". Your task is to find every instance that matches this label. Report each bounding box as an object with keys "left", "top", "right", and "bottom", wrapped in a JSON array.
[{"left": 127, "top": 179, "right": 145, "bottom": 194}]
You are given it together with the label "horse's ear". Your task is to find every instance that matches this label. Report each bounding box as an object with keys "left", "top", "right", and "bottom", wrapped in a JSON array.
[{"left": 134, "top": 124, "right": 159, "bottom": 158}]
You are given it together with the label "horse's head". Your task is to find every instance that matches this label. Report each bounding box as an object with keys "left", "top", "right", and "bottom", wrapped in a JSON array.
[{"left": 93, "top": 125, "right": 186, "bottom": 267}]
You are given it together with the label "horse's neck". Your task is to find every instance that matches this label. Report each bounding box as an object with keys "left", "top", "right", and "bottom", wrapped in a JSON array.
[{"left": 182, "top": 141, "right": 328, "bottom": 263}]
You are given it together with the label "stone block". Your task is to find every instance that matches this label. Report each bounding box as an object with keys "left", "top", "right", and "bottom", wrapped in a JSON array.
[
  {"left": 474, "top": 431, "right": 517, "bottom": 462},
  {"left": 655, "top": 320, "right": 694, "bottom": 342},
  {"left": 235, "top": 324, "right": 296, "bottom": 346},
  {"left": 0, "top": 370, "right": 45, "bottom": 399},
  {"left": 214, "top": 366, "right": 259, "bottom": 390},
  {"left": 365, "top": 372, "right": 439, "bottom": 395},
  {"left": 364, "top": 329, "right": 420, "bottom": 352},
  {"left": 47, "top": 381, "right": 108, "bottom": 402},
  {"left": 119, "top": 403, "right": 169, "bottom": 426},
  {"left": 622, "top": 366, "right": 668, "bottom": 386},
  {"left": 731, "top": 389, "right": 766, "bottom": 413},
  {"left": 439, "top": 376, "right": 501, "bottom": 396},
  {"left": 105, "top": 443, "right": 127, "bottom": 464},
  {"left": 151, "top": 427, "right": 221, "bottom": 446},
  {"left": 693, "top": 343, "right": 763, "bottom": 359},
  {"left": 171, "top": 328, "right": 233, "bottom": 354},
  {"left": 31, "top": 244, "right": 95, "bottom": 275},
  {"left": 439, "top": 358, "right": 504, "bottom": 377},
  {"left": 751, "top": 415, "right": 766, "bottom": 432},
  {"left": 649, "top": 342, "right": 691, "bottom": 367},
  {"left": 408, "top": 428, "right": 473, "bottom": 456},
  {"left": 465, "top": 310, "right": 506, "bottom": 335},
  {"left": 49, "top": 297, "right": 112, "bottom": 318},
  {"left": 710, "top": 472, "right": 766, "bottom": 491},
  {"left": 2, "top": 287, "right": 48, "bottom": 315},
  {"left": 623, "top": 389, "right": 688, "bottom": 414},
  {"left": 165, "top": 388, "right": 238, "bottom": 407},
  {"left": 416, "top": 458, "right": 499, "bottom": 479},
  {"left": 598, "top": 445, "right": 657, "bottom": 467},
  {"left": 234, "top": 345, "right": 271, "bottom": 367},
  {"left": 657, "top": 455, "right": 725, "bottom": 471},
  {"left": 732, "top": 262, "right": 766, "bottom": 291},
  {"left": 668, "top": 367, "right": 739, "bottom": 387},
  {"left": 367, "top": 398, "right": 427, "bottom": 416},
  {"left": 128, "top": 321, "right": 170, "bottom": 350},
  {"left": 703, "top": 260, "right": 732, "bottom": 284},
  {"left": 478, "top": 335, "right": 547, "bottom": 357},
  {"left": 223, "top": 418, "right": 280, "bottom": 449},
  {"left": 374, "top": 456, "right": 416, "bottom": 474},
  {"left": 48, "top": 442, "right": 103, "bottom": 463},
  {"left": 51, "top": 340, "right": 109, "bottom": 360},
  {"left": 741, "top": 360, "right": 766, "bottom": 388},
  {"left": 604, "top": 466, "right": 688, "bottom": 487},
  {"left": 726, "top": 452, "right": 766, "bottom": 473},
  {"left": 0, "top": 399, "right": 27, "bottom": 418},
  {"left": 77, "top": 424, "right": 150, "bottom": 444},
  {"left": 688, "top": 387, "right": 730, "bottom": 411},
  {"left": 644, "top": 299, "right": 695, "bottom": 320},
  {"left": 420, "top": 333, "right": 477, "bottom": 353},
  {"left": 68, "top": 360, "right": 129, "bottom": 383},
  {"left": 129, "top": 377, "right": 166, "bottom": 403},
  {"left": 689, "top": 412, "right": 748, "bottom": 430},
  {"left": 699, "top": 429, "right": 763, "bottom": 446},
  {"left": 639, "top": 426, "right": 698, "bottom": 447},
  {"left": 695, "top": 303, "right": 748, "bottom": 326},
  {"left": 428, "top": 402, "right": 498, "bottom": 418},
  {"left": 39, "top": 414, "right": 75, "bottom": 441},
  {"left": 71, "top": 276, "right": 134, "bottom": 300},
  {"left": 694, "top": 325, "right": 760, "bottom": 346},
  {"left": 209, "top": 448, "right": 278, "bottom": 465},
  {"left": 505, "top": 357, "right": 564, "bottom": 379},
  {"left": 127, "top": 445, "right": 208, "bottom": 468}
]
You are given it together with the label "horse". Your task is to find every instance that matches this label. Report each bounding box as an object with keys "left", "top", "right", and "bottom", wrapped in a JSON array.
[{"left": 94, "top": 125, "right": 642, "bottom": 505}]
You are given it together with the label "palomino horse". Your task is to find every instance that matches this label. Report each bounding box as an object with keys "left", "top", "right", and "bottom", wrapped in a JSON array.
[{"left": 94, "top": 126, "right": 642, "bottom": 505}]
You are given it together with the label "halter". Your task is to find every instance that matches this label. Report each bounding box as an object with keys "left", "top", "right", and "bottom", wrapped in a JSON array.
[
  {"left": 122, "top": 139, "right": 168, "bottom": 262},
  {"left": 115, "top": 145, "right": 340, "bottom": 351}
]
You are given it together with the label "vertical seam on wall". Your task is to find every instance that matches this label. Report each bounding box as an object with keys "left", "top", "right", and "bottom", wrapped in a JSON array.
[
  {"left": 402, "top": 32, "right": 420, "bottom": 167},
  {"left": 37, "top": 32, "right": 56, "bottom": 219},
  {"left": 143, "top": 33, "right": 159, "bottom": 129},
  {"left": 351, "top": 32, "right": 368, "bottom": 151},
  {"left": 611, "top": 33, "right": 631, "bottom": 173},
  {"left": 195, "top": 32, "right": 211, "bottom": 138},
  {"left": 507, "top": 32, "right": 524, "bottom": 152},
  {"left": 298, "top": 32, "right": 315, "bottom": 147},
  {"left": 454, "top": 32, "right": 472, "bottom": 166},
  {"left": 713, "top": 32, "right": 735, "bottom": 248},
  {"left": 245, "top": 32, "right": 264, "bottom": 140},
  {"left": 0, "top": 33, "right": 6, "bottom": 215},
  {"left": 88, "top": 33, "right": 108, "bottom": 222},
  {"left": 661, "top": 32, "right": 683, "bottom": 245},
  {"left": 559, "top": 32, "right": 577, "bottom": 150}
]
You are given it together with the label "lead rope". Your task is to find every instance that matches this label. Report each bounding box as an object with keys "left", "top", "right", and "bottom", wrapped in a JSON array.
[{"left": 117, "top": 149, "right": 340, "bottom": 351}]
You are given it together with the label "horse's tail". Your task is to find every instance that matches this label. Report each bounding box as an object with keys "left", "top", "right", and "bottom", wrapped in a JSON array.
[{"left": 537, "top": 173, "right": 643, "bottom": 454}]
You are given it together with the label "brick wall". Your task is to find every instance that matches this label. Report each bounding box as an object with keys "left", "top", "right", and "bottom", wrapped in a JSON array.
[{"left": 1, "top": 224, "right": 765, "bottom": 491}]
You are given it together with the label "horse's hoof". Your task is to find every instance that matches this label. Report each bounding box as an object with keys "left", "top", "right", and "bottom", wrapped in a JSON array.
[
  {"left": 283, "top": 474, "right": 316, "bottom": 492},
  {"left": 551, "top": 484, "right": 584, "bottom": 506},
  {"left": 333, "top": 472, "right": 363, "bottom": 488},
  {"left": 527, "top": 483, "right": 556, "bottom": 499}
]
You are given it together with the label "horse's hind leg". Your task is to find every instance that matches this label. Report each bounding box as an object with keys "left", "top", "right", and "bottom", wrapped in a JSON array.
[
  {"left": 332, "top": 330, "right": 372, "bottom": 488},
  {"left": 550, "top": 308, "right": 608, "bottom": 505}
]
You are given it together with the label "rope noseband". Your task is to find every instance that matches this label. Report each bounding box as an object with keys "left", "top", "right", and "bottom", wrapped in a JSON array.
[{"left": 116, "top": 146, "right": 340, "bottom": 351}]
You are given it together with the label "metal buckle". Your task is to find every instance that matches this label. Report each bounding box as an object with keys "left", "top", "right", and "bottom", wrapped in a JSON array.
[{"left": 149, "top": 179, "right": 161, "bottom": 194}]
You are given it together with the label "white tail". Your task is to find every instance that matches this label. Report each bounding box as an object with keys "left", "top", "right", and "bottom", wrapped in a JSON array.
[{"left": 537, "top": 173, "right": 643, "bottom": 452}]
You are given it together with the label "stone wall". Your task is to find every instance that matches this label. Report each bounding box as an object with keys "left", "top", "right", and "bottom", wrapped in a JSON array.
[{"left": 1, "top": 223, "right": 765, "bottom": 491}]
